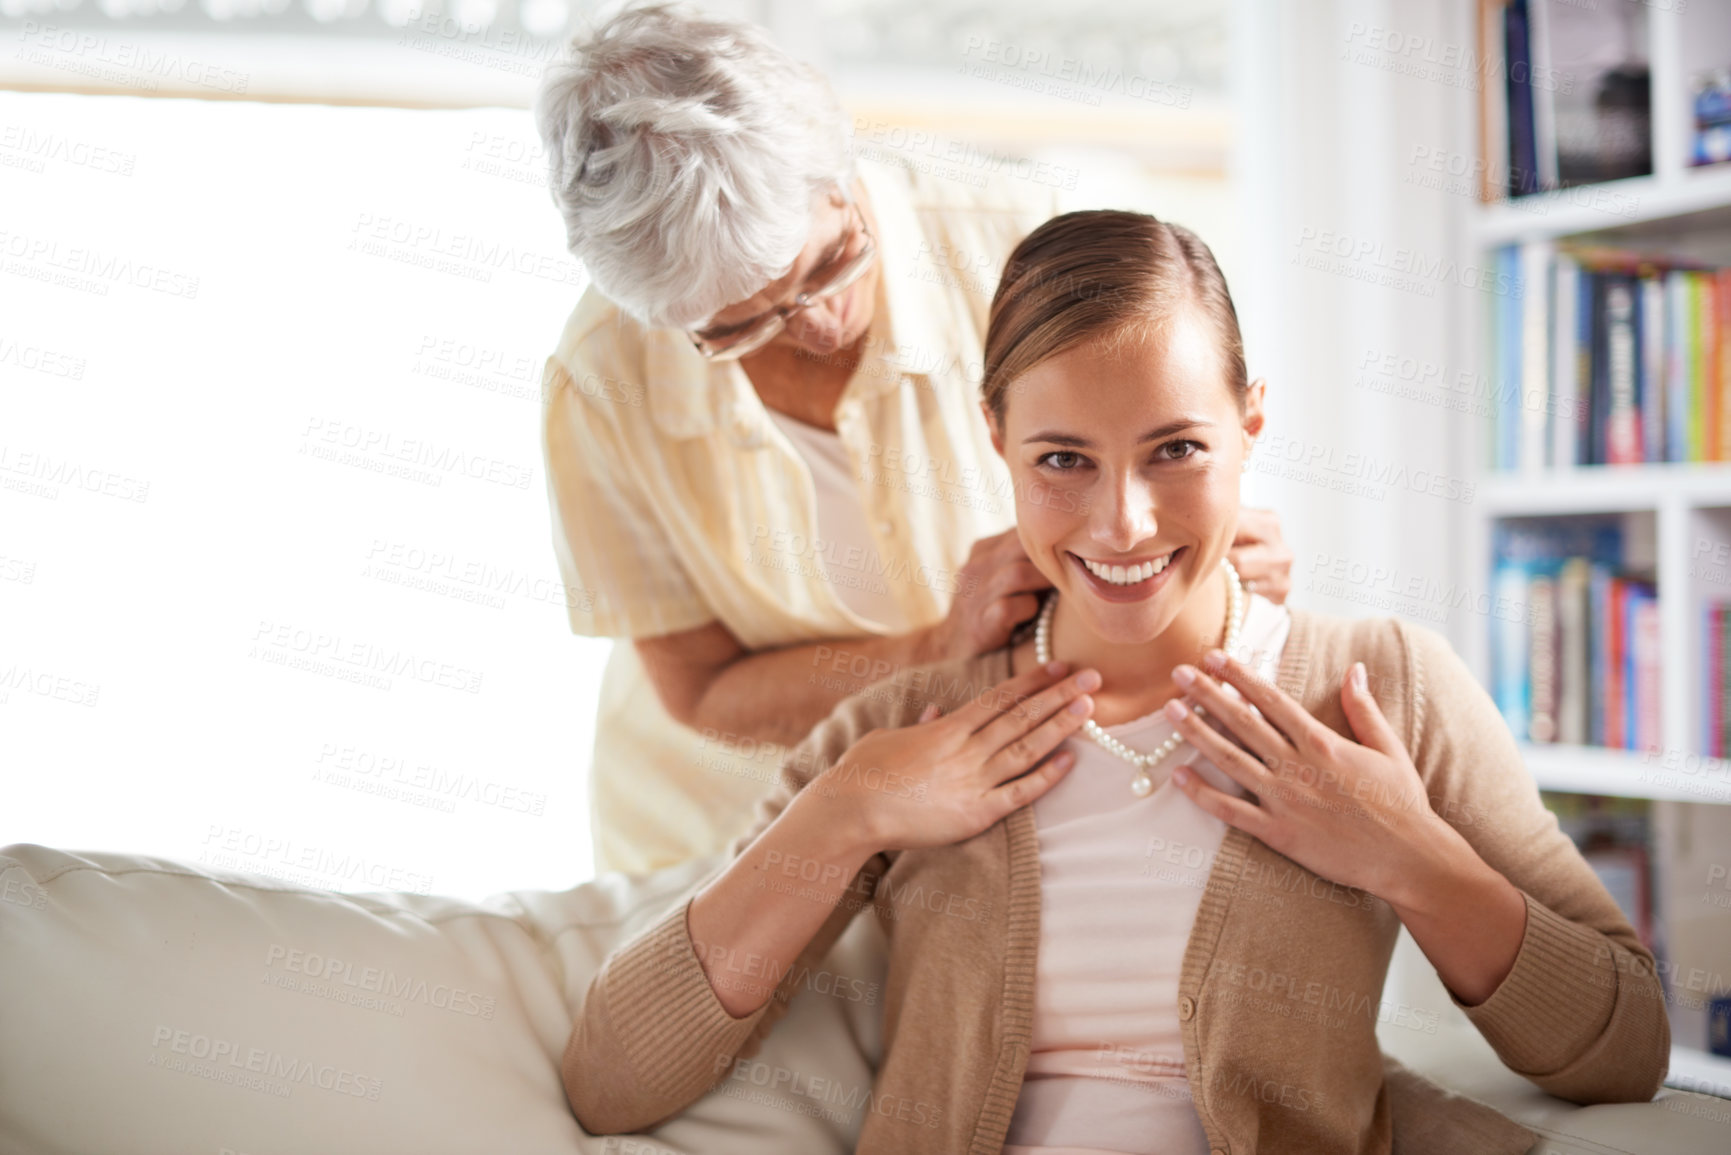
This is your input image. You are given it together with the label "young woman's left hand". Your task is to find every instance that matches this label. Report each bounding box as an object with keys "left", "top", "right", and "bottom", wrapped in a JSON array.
[{"left": 1161, "top": 649, "right": 1445, "bottom": 904}]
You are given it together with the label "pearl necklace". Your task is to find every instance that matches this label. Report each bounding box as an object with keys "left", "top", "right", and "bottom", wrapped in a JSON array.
[{"left": 1034, "top": 556, "right": 1245, "bottom": 797}]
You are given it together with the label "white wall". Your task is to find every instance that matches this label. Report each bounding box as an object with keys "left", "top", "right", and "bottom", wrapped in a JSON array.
[
  {"left": 1, "top": 91, "right": 609, "bottom": 901},
  {"left": 1233, "top": 0, "right": 1470, "bottom": 651},
  {"left": 1232, "top": 0, "right": 1495, "bottom": 1030}
]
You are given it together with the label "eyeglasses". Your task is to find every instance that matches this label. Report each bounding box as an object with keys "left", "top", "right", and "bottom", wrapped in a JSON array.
[{"left": 687, "top": 200, "right": 876, "bottom": 361}]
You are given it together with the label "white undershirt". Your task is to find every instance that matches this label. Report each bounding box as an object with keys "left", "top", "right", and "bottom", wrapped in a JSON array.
[
  {"left": 1004, "top": 591, "right": 1293, "bottom": 1155},
  {"left": 765, "top": 408, "right": 911, "bottom": 633}
]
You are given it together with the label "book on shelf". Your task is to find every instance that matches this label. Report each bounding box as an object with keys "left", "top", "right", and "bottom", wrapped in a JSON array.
[
  {"left": 1478, "top": 0, "right": 1652, "bottom": 201},
  {"left": 1693, "top": 68, "right": 1731, "bottom": 168},
  {"left": 1539, "top": 791, "right": 1654, "bottom": 949},
  {"left": 1706, "top": 602, "right": 1731, "bottom": 759},
  {"left": 1488, "top": 243, "right": 1731, "bottom": 472},
  {"left": 1492, "top": 519, "right": 1658, "bottom": 752}
]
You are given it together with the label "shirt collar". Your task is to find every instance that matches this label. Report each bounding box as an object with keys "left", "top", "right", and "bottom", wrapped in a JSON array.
[{"left": 847, "top": 157, "right": 964, "bottom": 395}]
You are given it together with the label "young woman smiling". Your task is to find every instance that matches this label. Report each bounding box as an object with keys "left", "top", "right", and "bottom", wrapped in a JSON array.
[{"left": 560, "top": 211, "right": 1669, "bottom": 1155}]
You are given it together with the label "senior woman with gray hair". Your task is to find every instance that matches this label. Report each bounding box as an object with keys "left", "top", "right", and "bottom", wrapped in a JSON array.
[{"left": 533, "top": 2, "right": 1293, "bottom": 876}]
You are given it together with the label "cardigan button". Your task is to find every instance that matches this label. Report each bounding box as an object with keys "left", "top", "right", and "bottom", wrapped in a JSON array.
[{"left": 1178, "top": 995, "right": 1196, "bottom": 1020}]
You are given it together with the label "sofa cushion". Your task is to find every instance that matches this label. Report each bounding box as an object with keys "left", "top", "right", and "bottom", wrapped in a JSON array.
[
  {"left": 0, "top": 843, "right": 886, "bottom": 1155},
  {"left": 3, "top": 842, "right": 1724, "bottom": 1154}
]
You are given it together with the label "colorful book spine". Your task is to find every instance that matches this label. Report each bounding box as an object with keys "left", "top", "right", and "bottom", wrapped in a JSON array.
[
  {"left": 1588, "top": 563, "right": 1611, "bottom": 746},
  {"left": 1628, "top": 583, "right": 1659, "bottom": 752},
  {"left": 1494, "top": 521, "right": 1636, "bottom": 749},
  {"left": 1687, "top": 272, "right": 1704, "bottom": 461},
  {"left": 1492, "top": 248, "right": 1731, "bottom": 470},
  {"left": 1709, "top": 603, "right": 1725, "bottom": 758},
  {"left": 1604, "top": 275, "right": 1639, "bottom": 464},
  {"left": 1521, "top": 243, "right": 1553, "bottom": 469},
  {"left": 1505, "top": 0, "right": 1539, "bottom": 197},
  {"left": 1529, "top": 574, "right": 1558, "bottom": 742},
  {"left": 1578, "top": 266, "right": 1595, "bottom": 465},
  {"left": 1557, "top": 557, "right": 1589, "bottom": 745},
  {"left": 1668, "top": 269, "right": 1689, "bottom": 462},
  {"left": 1606, "top": 576, "right": 1627, "bottom": 748},
  {"left": 1501, "top": 246, "right": 1525, "bottom": 469},
  {"left": 1722, "top": 608, "right": 1731, "bottom": 758},
  {"left": 1493, "top": 561, "right": 1531, "bottom": 737},
  {"left": 1720, "top": 269, "right": 1731, "bottom": 461},
  {"left": 1703, "top": 272, "right": 1722, "bottom": 461},
  {"left": 1588, "top": 273, "right": 1609, "bottom": 465},
  {"left": 1552, "top": 255, "right": 1581, "bottom": 469},
  {"left": 1640, "top": 271, "right": 1665, "bottom": 463}
]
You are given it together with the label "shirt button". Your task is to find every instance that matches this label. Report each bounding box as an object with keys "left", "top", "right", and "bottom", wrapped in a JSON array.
[{"left": 1178, "top": 995, "right": 1196, "bottom": 1020}]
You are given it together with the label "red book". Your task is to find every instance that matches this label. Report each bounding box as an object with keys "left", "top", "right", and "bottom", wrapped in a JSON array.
[
  {"left": 1718, "top": 270, "right": 1731, "bottom": 463},
  {"left": 1707, "top": 274, "right": 1723, "bottom": 460}
]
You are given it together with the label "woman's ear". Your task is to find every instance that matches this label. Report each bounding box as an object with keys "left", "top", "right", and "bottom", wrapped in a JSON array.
[
  {"left": 1242, "top": 377, "right": 1268, "bottom": 446},
  {"left": 982, "top": 401, "right": 1007, "bottom": 458}
]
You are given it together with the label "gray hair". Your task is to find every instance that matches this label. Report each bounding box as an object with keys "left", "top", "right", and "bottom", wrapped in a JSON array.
[{"left": 533, "top": 2, "right": 855, "bottom": 329}]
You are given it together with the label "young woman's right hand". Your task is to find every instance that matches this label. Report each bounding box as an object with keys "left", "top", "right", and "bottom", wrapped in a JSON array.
[{"left": 818, "top": 661, "right": 1098, "bottom": 853}]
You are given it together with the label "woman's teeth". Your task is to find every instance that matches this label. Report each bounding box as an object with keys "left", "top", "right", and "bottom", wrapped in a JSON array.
[{"left": 1082, "top": 553, "right": 1174, "bottom": 585}]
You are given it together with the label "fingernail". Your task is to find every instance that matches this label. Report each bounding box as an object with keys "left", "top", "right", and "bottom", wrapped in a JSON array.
[
  {"left": 1351, "top": 662, "right": 1367, "bottom": 693},
  {"left": 1164, "top": 699, "right": 1189, "bottom": 721},
  {"left": 1173, "top": 766, "right": 1190, "bottom": 786},
  {"left": 1045, "top": 660, "right": 1068, "bottom": 676},
  {"left": 1202, "top": 649, "right": 1228, "bottom": 671},
  {"left": 1068, "top": 695, "right": 1093, "bottom": 716},
  {"left": 1076, "top": 669, "right": 1101, "bottom": 691},
  {"left": 1171, "top": 664, "right": 1196, "bottom": 689}
]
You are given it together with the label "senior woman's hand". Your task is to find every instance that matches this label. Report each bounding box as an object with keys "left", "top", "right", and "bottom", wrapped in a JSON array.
[
  {"left": 921, "top": 529, "right": 1053, "bottom": 663},
  {"left": 1227, "top": 507, "right": 1293, "bottom": 604},
  {"left": 1158, "top": 649, "right": 1529, "bottom": 1005}
]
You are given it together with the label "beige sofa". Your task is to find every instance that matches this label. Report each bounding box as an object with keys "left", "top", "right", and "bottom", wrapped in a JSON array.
[{"left": 0, "top": 842, "right": 1724, "bottom": 1154}]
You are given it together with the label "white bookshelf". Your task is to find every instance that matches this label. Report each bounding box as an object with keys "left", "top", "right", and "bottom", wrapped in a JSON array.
[
  {"left": 1457, "top": 1, "right": 1731, "bottom": 799},
  {"left": 1520, "top": 742, "right": 1731, "bottom": 805},
  {"left": 1453, "top": 0, "right": 1731, "bottom": 1087},
  {"left": 1473, "top": 166, "right": 1731, "bottom": 248}
]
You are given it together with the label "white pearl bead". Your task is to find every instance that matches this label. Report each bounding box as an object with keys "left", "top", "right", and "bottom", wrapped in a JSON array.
[{"left": 1035, "top": 557, "right": 1245, "bottom": 795}]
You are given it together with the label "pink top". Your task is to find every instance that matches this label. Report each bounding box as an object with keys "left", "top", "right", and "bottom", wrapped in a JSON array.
[{"left": 1002, "top": 591, "right": 1292, "bottom": 1155}]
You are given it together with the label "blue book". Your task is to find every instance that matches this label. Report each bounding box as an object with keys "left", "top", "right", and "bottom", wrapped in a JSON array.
[
  {"left": 1588, "top": 563, "right": 1612, "bottom": 747},
  {"left": 1494, "top": 519, "right": 1624, "bottom": 572},
  {"left": 1578, "top": 268, "right": 1596, "bottom": 464},
  {"left": 1667, "top": 271, "right": 1689, "bottom": 462},
  {"left": 1493, "top": 561, "right": 1531, "bottom": 738},
  {"left": 1500, "top": 246, "right": 1525, "bottom": 469},
  {"left": 1588, "top": 273, "right": 1609, "bottom": 464},
  {"left": 1505, "top": 0, "right": 1540, "bottom": 197},
  {"left": 1491, "top": 519, "right": 1625, "bottom": 741},
  {"left": 1630, "top": 271, "right": 1647, "bottom": 462}
]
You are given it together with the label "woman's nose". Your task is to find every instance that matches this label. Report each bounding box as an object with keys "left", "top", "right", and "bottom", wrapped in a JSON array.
[
  {"left": 785, "top": 300, "right": 845, "bottom": 350},
  {"left": 1090, "top": 473, "right": 1157, "bottom": 552}
]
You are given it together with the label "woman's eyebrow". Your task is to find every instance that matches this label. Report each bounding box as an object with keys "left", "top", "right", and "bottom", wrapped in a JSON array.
[{"left": 1023, "top": 418, "right": 1214, "bottom": 447}]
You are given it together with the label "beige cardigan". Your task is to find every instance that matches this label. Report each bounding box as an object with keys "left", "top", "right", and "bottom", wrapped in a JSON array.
[{"left": 563, "top": 609, "right": 1670, "bottom": 1154}]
